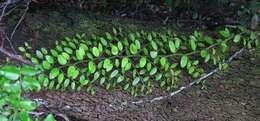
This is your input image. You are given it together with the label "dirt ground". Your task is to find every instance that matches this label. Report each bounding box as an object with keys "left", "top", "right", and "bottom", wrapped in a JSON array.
[{"left": 3, "top": 8, "right": 260, "bottom": 121}]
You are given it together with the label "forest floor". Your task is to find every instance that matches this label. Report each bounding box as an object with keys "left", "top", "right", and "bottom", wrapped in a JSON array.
[{"left": 3, "top": 8, "right": 260, "bottom": 121}]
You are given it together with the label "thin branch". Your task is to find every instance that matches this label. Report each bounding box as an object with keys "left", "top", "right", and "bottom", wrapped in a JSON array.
[
  {"left": 122, "top": 48, "right": 245, "bottom": 106},
  {"left": 0, "top": 47, "right": 33, "bottom": 65}
]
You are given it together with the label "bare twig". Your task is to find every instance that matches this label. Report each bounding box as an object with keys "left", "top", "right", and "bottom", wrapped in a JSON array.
[
  {"left": 122, "top": 48, "right": 245, "bottom": 106},
  {"left": 0, "top": 0, "right": 10, "bottom": 22},
  {"left": 9, "top": 0, "right": 31, "bottom": 54}
]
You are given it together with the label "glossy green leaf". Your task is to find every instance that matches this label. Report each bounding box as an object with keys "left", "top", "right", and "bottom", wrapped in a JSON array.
[
  {"left": 169, "top": 41, "right": 176, "bottom": 53},
  {"left": 92, "top": 47, "right": 100, "bottom": 57},
  {"left": 21, "top": 65, "right": 40, "bottom": 76},
  {"left": 150, "top": 51, "right": 158, "bottom": 58},
  {"left": 117, "top": 41, "right": 123, "bottom": 51},
  {"left": 130, "top": 43, "right": 138, "bottom": 54},
  {"left": 180, "top": 55, "right": 188, "bottom": 68},
  {"left": 233, "top": 34, "right": 241, "bottom": 43},
  {"left": 116, "top": 76, "right": 124, "bottom": 83},
  {"left": 88, "top": 61, "right": 96, "bottom": 74},
  {"left": 149, "top": 67, "right": 157, "bottom": 75},
  {"left": 36, "top": 50, "right": 43, "bottom": 59},
  {"left": 100, "top": 37, "right": 108, "bottom": 46},
  {"left": 63, "top": 79, "right": 70, "bottom": 88},
  {"left": 42, "top": 61, "right": 51, "bottom": 70},
  {"left": 49, "top": 68, "right": 59, "bottom": 79},
  {"left": 160, "top": 57, "right": 167, "bottom": 67},
  {"left": 57, "top": 55, "right": 67, "bottom": 65},
  {"left": 121, "top": 57, "right": 129, "bottom": 68},
  {"left": 132, "top": 77, "right": 141, "bottom": 86},
  {"left": 44, "top": 114, "right": 56, "bottom": 121},
  {"left": 45, "top": 55, "right": 54, "bottom": 64},
  {"left": 0, "top": 65, "right": 20, "bottom": 80},
  {"left": 190, "top": 39, "right": 196, "bottom": 51},
  {"left": 111, "top": 45, "right": 119, "bottom": 55},
  {"left": 110, "top": 70, "right": 119, "bottom": 78},
  {"left": 139, "top": 57, "right": 147, "bottom": 68},
  {"left": 151, "top": 41, "right": 158, "bottom": 50},
  {"left": 76, "top": 47, "right": 85, "bottom": 60},
  {"left": 175, "top": 38, "right": 181, "bottom": 49}
]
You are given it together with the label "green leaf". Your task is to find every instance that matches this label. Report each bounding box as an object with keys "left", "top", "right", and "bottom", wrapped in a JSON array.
[
  {"left": 149, "top": 67, "right": 157, "bottom": 75},
  {"left": 200, "top": 49, "right": 208, "bottom": 58},
  {"left": 18, "top": 47, "right": 26, "bottom": 52},
  {"left": 103, "top": 59, "right": 113, "bottom": 72},
  {"left": 57, "top": 55, "right": 67, "bottom": 65},
  {"left": 0, "top": 65, "right": 20, "bottom": 80},
  {"left": 147, "top": 33, "right": 152, "bottom": 41},
  {"left": 180, "top": 55, "right": 188, "bottom": 68},
  {"left": 67, "top": 66, "right": 77, "bottom": 78},
  {"left": 233, "top": 34, "right": 241, "bottom": 43},
  {"left": 175, "top": 38, "right": 181, "bottom": 49},
  {"left": 21, "top": 65, "right": 40, "bottom": 76},
  {"left": 150, "top": 51, "right": 158, "bottom": 58},
  {"left": 22, "top": 76, "right": 41, "bottom": 91},
  {"left": 121, "top": 57, "right": 129, "bottom": 68},
  {"left": 49, "top": 68, "right": 60, "bottom": 79},
  {"left": 130, "top": 43, "right": 138, "bottom": 54},
  {"left": 151, "top": 41, "right": 158, "bottom": 50},
  {"left": 190, "top": 39, "right": 196, "bottom": 51},
  {"left": 155, "top": 73, "right": 163, "bottom": 81},
  {"left": 111, "top": 45, "right": 119, "bottom": 55},
  {"left": 58, "top": 73, "right": 64, "bottom": 84},
  {"left": 80, "top": 79, "right": 89, "bottom": 86},
  {"left": 100, "top": 37, "right": 107, "bottom": 46},
  {"left": 124, "top": 83, "right": 130, "bottom": 90},
  {"left": 117, "top": 41, "right": 123, "bottom": 51},
  {"left": 116, "top": 76, "right": 124, "bottom": 83},
  {"left": 219, "top": 28, "right": 230, "bottom": 38},
  {"left": 93, "top": 71, "right": 100, "bottom": 81},
  {"left": 98, "top": 43, "right": 103, "bottom": 52},
  {"left": 76, "top": 47, "right": 85, "bottom": 60},
  {"left": 124, "top": 63, "right": 131, "bottom": 71},
  {"left": 99, "top": 77, "right": 106, "bottom": 85},
  {"left": 169, "top": 41, "right": 176, "bottom": 53},
  {"left": 129, "top": 33, "right": 135, "bottom": 41},
  {"left": 80, "top": 43, "right": 88, "bottom": 50},
  {"left": 160, "top": 57, "right": 167, "bottom": 67},
  {"left": 45, "top": 55, "right": 54, "bottom": 64},
  {"left": 88, "top": 61, "right": 96, "bottom": 74},
  {"left": 110, "top": 70, "right": 119, "bottom": 78},
  {"left": 0, "top": 115, "right": 8, "bottom": 121},
  {"left": 92, "top": 47, "right": 100, "bottom": 57},
  {"left": 43, "top": 78, "right": 49, "bottom": 87},
  {"left": 36, "top": 50, "right": 43, "bottom": 59},
  {"left": 139, "top": 57, "right": 147, "bottom": 68},
  {"left": 44, "top": 114, "right": 56, "bottom": 121},
  {"left": 63, "top": 79, "right": 70, "bottom": 88},
  {"left": 105, "top": 32, "right": 112, "bottom": 40},
  {"left": 20, "top": 100, "right": 36, "bottom": 111},
  {"left": 64, "top": 47, "right": 73, "bottom": 54},
  {"left": 51, "top": 49, "right": 58, "bottom": 57},
  {"left": 132, "top": 77, "right": 141, "bottom": 86},
  {"left": 42, "top": 61, "right": 51, "bottom": 70}
]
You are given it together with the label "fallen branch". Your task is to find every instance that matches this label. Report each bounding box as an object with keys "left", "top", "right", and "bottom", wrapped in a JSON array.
[
  {"left": 121, "top": 48, "right": 245, "bottom": 107},
  {"left": 0, "top": 47, "right": 33, "bottom": 65}
]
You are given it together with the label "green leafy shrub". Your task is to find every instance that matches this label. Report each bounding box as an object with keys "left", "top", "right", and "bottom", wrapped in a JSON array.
[
  {"left": 0, "top": 64, "right": 55, "bottom": 121},
  {"left": 19, "top": 27, "right": 259, "bottom": 96}
]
